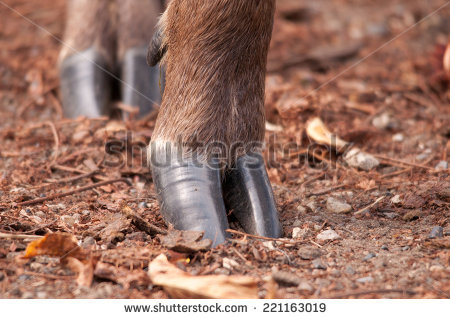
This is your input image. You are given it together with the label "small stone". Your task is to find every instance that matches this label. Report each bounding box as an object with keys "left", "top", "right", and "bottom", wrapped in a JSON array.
[
  {"left": 81, "top": 210, "right": 91, "bottom": 216},
  {"left": 326, "top": 197, "right": 352, "bottom": 214},
  {"left": 297, "top": 281, "right": 314, "bottom": 293},
  {"left": 222, "top": 258, "right": 239, "bottom": 270},
  {"left": 390, "top": 195, "right": 402, "bottom": 204},
  {"left": 372, "top": 112, "right": 391, "bottom": 130},
  {"left": 345, "top": 266, "right": 355, "bottom": 275},
  {"left": 298, "top": 246, "right": 322, "bottom": 260},
  {"left": 312, "top": 259, "right": 327, "bottom": 270},
  {"left": 383, "top": 212, "right": 398, "bottom": 219},
  {"left": 381, "top": 245, "right": 389, "bottom": 251},
  {"left": 356, "top": 276, "right": 374, "bottom": 284},
  {"left": 296, "top": 205, "right": 307, "bottom": 214},
  {"left": 402, "top": 246, "right": 410, "bottom": 251},
  {"left": 262, "top": 241, "right": 276, "bottom": 251},
  {"left": 344, "top": 148, "right": 380, "bottom": 171},
  {"left": 435, "top": 161, "right": 448, "bottom": 170},
  {"left": 82, "top": 236, "right": 96, "bottom": 248},
  {"left": 392, "top": 133, "right": 404, "bottom": 142},
  {"left": 363, "top": 253, "right": 376, "bottom": 261},
  {"left": 330, "top": 269, "right": 341, "bottom": 277},
  {"left": 272, "top": 271, "right": 301, "bottom": 287},
  {"left": 316, "top": 229, "right": 340, "bottom": 243},
  {"left": 428, "top": 226, "right": 443, "bottom": 239},
  {"left": 416, "top": 149, "right": 432, "bottom": 161},
  {"left": 138, "top": 202, "right": 148, "bottom": 209},
  {"left": 292, "top": 219, "right": 303, "bottom": 227},
  {"left": 305, "top": 201, "right": 317, "bottom": 211}
]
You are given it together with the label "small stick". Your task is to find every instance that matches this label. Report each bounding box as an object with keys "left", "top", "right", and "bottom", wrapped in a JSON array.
[
  {"left": 309, "top": 183, "right": 348, "bottom": 196},
  {"left": 0, "top": 233, "right": 43, "bottom": 240},
  {"left": 354, "top": 196, "right": 385, "bottom": 216},
  {"left": 18, "top": 178, "right": 131, "bottom": 206},
  {"left": 226, "top": 229, "right": 306, "bottom": 245},
  {"left": 374, "top": 154, "right": 435, "bottom": 171}
]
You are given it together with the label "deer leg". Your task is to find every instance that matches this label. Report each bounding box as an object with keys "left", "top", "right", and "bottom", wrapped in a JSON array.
[
  {"left": 117, "top": 0, "right": 163, "bottom": 117},
  {"left": 149, "top": 0, "right": 282, "bottom": 246},
  {"left": 59, "top": 0, "right": 116, "bottom": 118}
]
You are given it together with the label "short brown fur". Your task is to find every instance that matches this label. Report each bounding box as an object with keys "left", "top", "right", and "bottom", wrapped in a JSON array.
[{"left": 152, "top": 0, "right": 276, "bottom": 161}]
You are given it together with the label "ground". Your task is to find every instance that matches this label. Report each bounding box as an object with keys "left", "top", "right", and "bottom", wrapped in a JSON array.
[{"left": 0, "top": 0, "right": 449, "bottom": 299}]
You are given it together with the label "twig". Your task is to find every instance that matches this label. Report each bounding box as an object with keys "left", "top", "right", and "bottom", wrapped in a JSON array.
[
  {"left": 18, "top": 178, "right": 131, "bottom": 206},
  {"left": 328, "top": 288, "right": 416, "bottom": 299},
  {"left": 226, "top": 229, "right": 306, "bottom": 245},
  {"left": 231, "top": 247, "right": 249, "bottom": 264},
  {"left": 354, "top": 196, "right": 385, "bottom": 216},
  {"left": 0, "top": 233, "right": 43, "bottom": 240},
  {"left": 309, "top": 183, "right": 348, "bottom": 196},
  {"left": 23, "top": 271, "right": 77, "bottom": 281},
  {"left": 49, "top": 170, "right": 98, "bottom": 185},
  {"left": 374, "top": 154, "right": 436, "bottom": 171},
  {"left": 45, "top": 121, "right": 60, "bottom": 167}
]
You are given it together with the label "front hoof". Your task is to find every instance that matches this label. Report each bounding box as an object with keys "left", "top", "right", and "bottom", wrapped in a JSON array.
[
  {"left": 59, "top": 48, "right": 113, "bottom": 118},
  {"left": 150, "top": 150, "right": 229, "bottom": 247},
  {"left": 223, "top": 153, "right": 282, "bottom": 238}
]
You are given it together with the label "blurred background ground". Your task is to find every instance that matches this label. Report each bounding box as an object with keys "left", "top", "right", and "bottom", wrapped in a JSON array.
[{"left": 0, "top": 0, "right": 449, "bottom": 298}]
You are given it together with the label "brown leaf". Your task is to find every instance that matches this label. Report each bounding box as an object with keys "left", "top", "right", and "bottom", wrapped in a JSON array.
[
  {"left": 24, "top": 233, "right": 86, "bottom": 260},
  {"left": 148, "top": 254, "right": 258, "bottom": 299},
  {"left": 66, "top": 257, "right": 94, "bottom": 287}
]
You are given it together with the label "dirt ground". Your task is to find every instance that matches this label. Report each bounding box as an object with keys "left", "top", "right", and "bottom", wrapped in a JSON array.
[{"left": 0, "top": 0, "right": 449, "bottom": 299}]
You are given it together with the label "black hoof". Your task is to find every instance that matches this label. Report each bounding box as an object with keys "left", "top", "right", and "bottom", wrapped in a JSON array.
[
  {"left": 121, "top": 46, "right": 164, "bottom": 117},
  {"left": 223, "top": 153, "right": 282, "bottom": 238},
  {"left": 150, "top": 148, "right": 229, "bottom": 247},
  {"left": 59, "top": 48, "right": 113, "bottom": 118}
]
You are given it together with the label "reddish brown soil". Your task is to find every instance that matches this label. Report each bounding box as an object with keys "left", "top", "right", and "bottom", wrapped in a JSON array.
[{"left": 0, "top": 0, "right": 448, "bottom": 299}]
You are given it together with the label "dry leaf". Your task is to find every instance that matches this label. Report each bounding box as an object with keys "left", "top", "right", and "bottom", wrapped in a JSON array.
[
  {"left": 23, "top": 233, "right": 94, "bottom": 287},
  {"left": 306, "top": 117, "right": 348, "bottom": 152},
  {"left": 148, "top": 254, "right": 259, "bottom": 299},
  {"left": 66, "top": 257, "right": 94, "bottom": 287},
  {"left": 24, "top": 233, "right": 85, "bottom": 260}
]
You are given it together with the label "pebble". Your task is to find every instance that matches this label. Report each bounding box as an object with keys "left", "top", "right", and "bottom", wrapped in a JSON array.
[
  {"left": 330, "top": 269, "right": 341, "bottom": 277},
  {"left": 372, "top": 112, "right": 391, "bottom": 130},
  {"left": 392, "top": 133, "right": 404, "bottom": 142},
  {"left": 363, "top": 253, "right": 376, "bottom": 261},
  {"left": 82, "top": 236, "right": 96, "bottom": 248},
  {"left": 356, "top": 276, "right": 374, "bottom": 284},
  {"left": 428, "top": 226, "right": 443, "bottom": 239},
  {"left": 381, "top": 245, "right": 389, "bottom": 251},
  {"left": 138, "top": 202, "right": 148, "bottom": 209},
  {"left": 416, "top": 149, "right": 432, "bottom": 161},
  {"left": 344, "top": 148, "right": 380, "bottom": 171},
  {"left": 383, "top": 212, "right": 398, "bottom": 219},
  {"left": 298, "top": 246, "right": 322, "bottom": 260},
  {"left": 429, "top": 265, "right": 444, "bottom": 272},
  {"left": 292, "top": 227, "right": 310, "bottom": 239},
  {"left": 402, "top": 246, "right": 410, "bottom": 251},
  {"left": 316, "top": 229, "right": 341, "bottom": 243},
  {"left": 326, "top": 197, "right": 352, "bottom": 214},
  {"left": 312, "top": 259, "right": 327, "bottom": 270},
  {"left": 435, "top": 161, "right": 448, "bottom": 170},
  {"left": 272, "top": 271, "right": 301, "bottom": 287},
  {"left": 22, "top": 292, "right": 34, "bottom": 299},
  {"left": 297, "top": 281, "right": 314, "bottom": 293},
  {"left": 36, "top": 291, "right": 47, "bottom": 299},
  {"left": 296, "top": 205, "right": 307, "bottom": 214},
  {"left": 61, "top": 215, "right": 77, "bottom": 227},
  {"left": 345, "top": 266, "right": 356, "bottom": 275},
  {"left": 390, "top": 195, "right": 402, "bottom": 204},
  {"left": 262, "top": 241, "right": 276, "bottom": 251}
]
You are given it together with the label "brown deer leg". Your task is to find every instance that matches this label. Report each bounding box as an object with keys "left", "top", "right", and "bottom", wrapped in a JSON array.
[
  {"left": 117, "top": 0, "right": 163, "bottom": 116},
  {"left": 148, "top": 0, "right": 282, "bottom": 246},
  {"left": 59, "top": 0, "right": 116, "bottom": 118}
]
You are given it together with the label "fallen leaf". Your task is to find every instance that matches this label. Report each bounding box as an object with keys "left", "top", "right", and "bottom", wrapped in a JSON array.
[
  {"left": 23, "top": 233, "right": 94, "bottom": 287},
  {"left": 306, "top": 117, "right": 348, "bottom": 152},
  {"left": 148, "top": 254, "right": 258, "bottom": 299}
]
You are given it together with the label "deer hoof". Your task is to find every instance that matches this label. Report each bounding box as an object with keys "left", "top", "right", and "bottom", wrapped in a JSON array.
[
  {"left": 59, "top": 48, "right": 113, "bottom": 118},
  {"left": 223, "top": 153, "right": 282, "bottom": 238}
]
